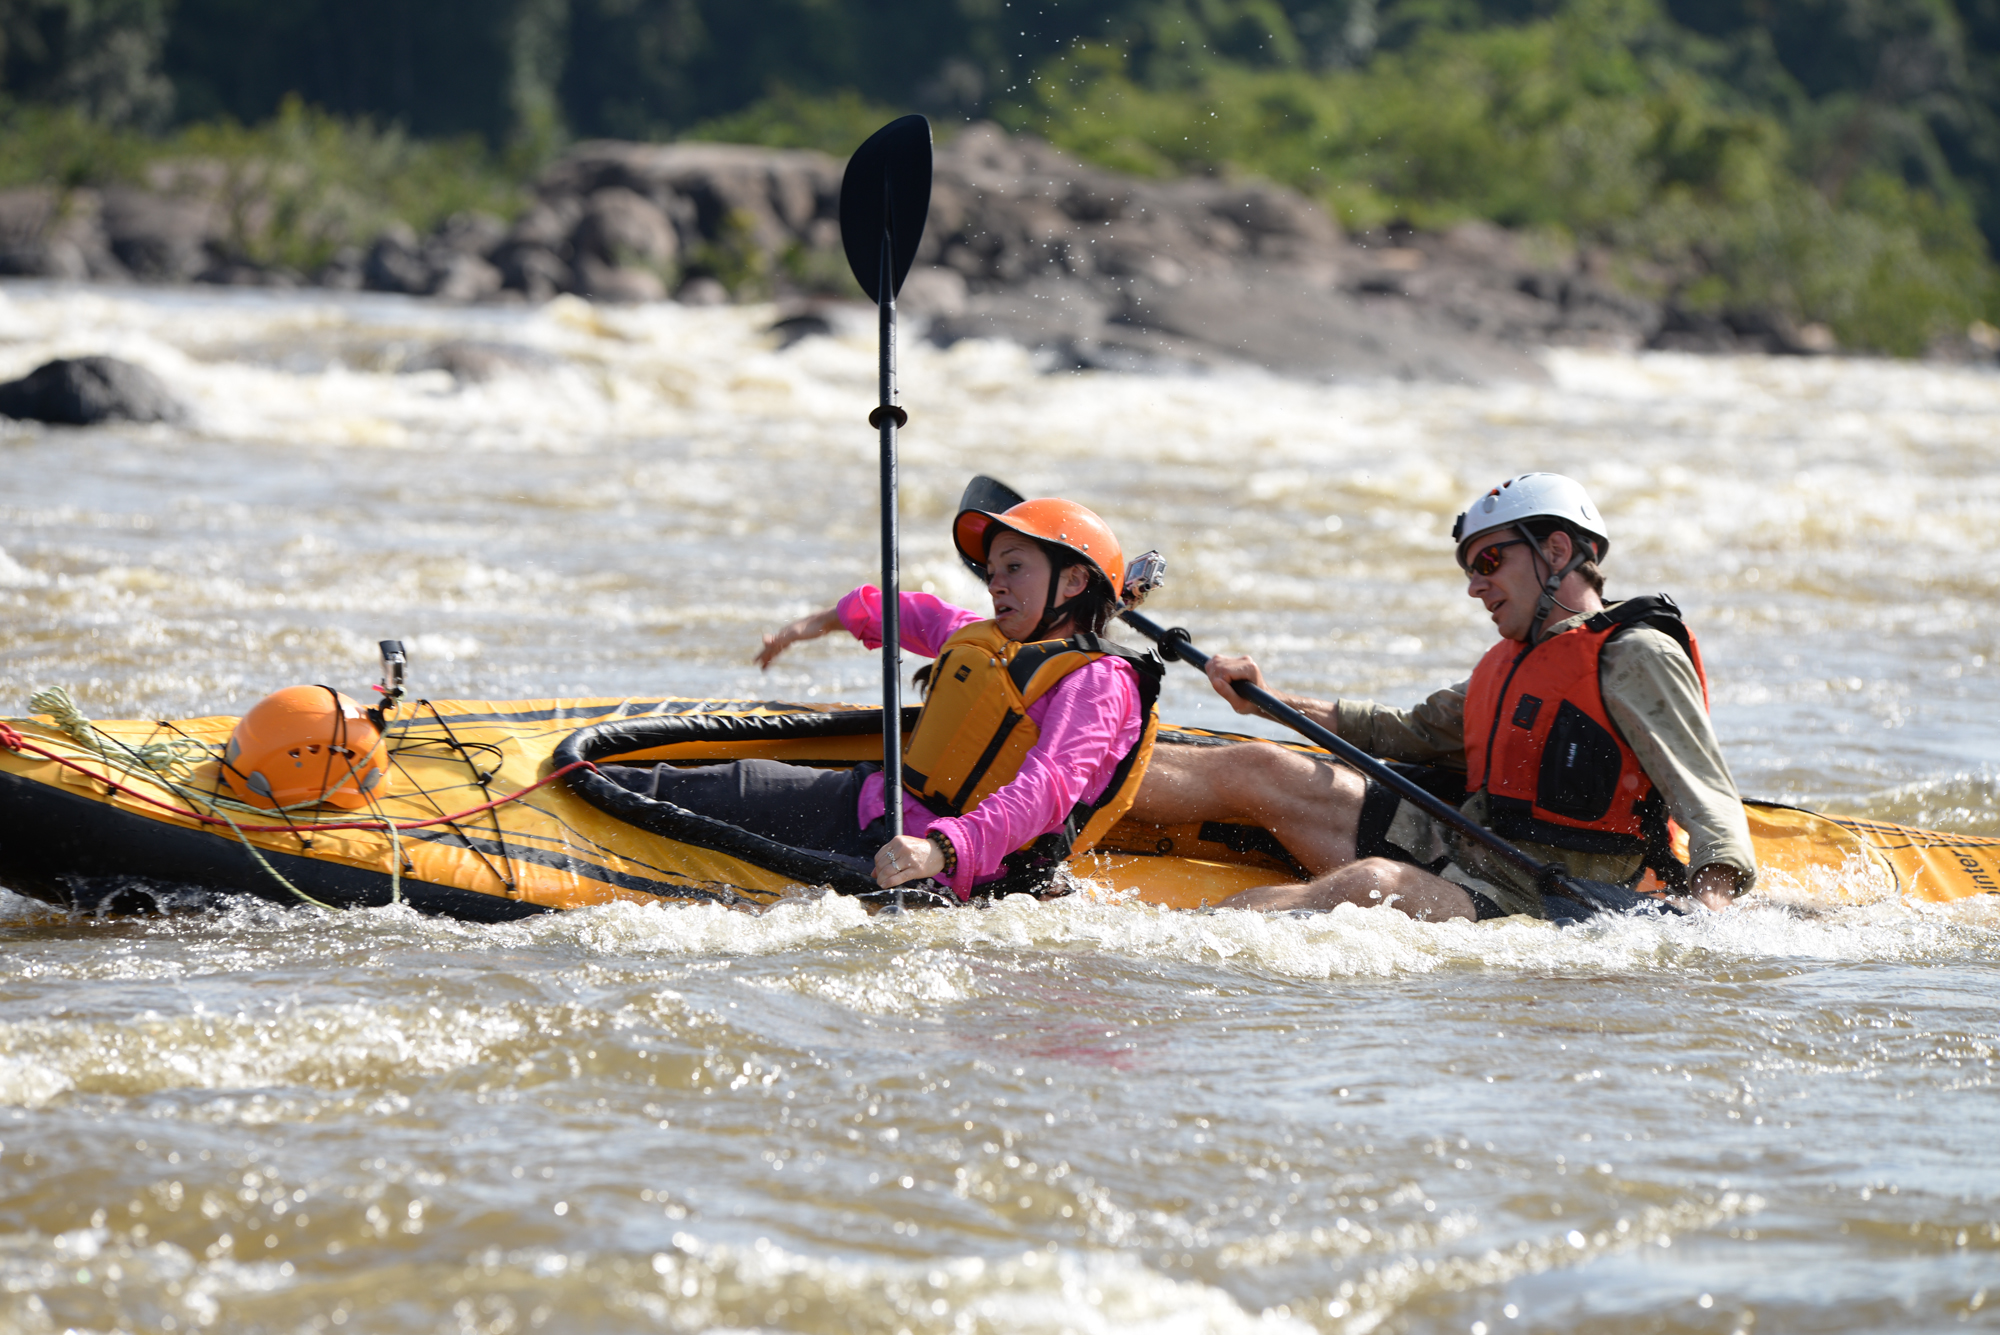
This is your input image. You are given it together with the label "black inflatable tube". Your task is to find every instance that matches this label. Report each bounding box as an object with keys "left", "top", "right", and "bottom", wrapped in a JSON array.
[
  {"left": 0, "top": 769, "right": 551, "bottom": 921},
  {"left": 554, "top": 707, "right": 926, "bottom": 900}
]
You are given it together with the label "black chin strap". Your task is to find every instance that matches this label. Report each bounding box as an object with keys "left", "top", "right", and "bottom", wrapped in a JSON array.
[
  {"left": 1523, "top": 525, "right": 1592, "bottom": 646},
  {"left": 1026, "top": 566, "right": 1075, "bottom": 641}
]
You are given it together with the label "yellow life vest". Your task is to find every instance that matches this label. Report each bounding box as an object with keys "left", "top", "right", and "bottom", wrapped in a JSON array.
[{"left": 901, "top": 620, "right": 1162, "bottom": 873}]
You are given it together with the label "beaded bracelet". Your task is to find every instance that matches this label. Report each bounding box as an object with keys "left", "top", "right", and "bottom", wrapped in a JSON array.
[{"left": 926, "top": 830, "right": 958, "bottom": 879}]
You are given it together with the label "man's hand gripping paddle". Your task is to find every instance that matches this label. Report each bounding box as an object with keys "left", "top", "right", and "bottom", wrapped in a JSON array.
[
  {"left": 841, "top": 116, "right": 933, "bottom": 907},
  {"left": 955, "top": 476, "right": 1679, "bottom": 923}
]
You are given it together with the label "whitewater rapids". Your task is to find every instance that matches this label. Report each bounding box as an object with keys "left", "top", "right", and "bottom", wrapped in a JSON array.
[{"left": 0, "top": 283, "right": 1995, "bottom": 1333}]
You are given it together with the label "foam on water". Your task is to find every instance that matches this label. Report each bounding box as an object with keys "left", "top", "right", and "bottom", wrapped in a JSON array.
[
  {"left": 0, "top": 998, "right": 537, "bottom": 1106},
  {"left": 7, "top": 864, "right": 2000, "bottom": 996},
  {"left": 3, "top": 284, "right": 2000, "bottom": 1333},
  {"left": 0, "top": 1225, "right": 1317, "bottom": 1335},
  {"left": 401, "top": 886, "right": 2000, "bottom": 980},
  {"left": 6, "top": 886, "right": 1997, "bottom": 1114}
]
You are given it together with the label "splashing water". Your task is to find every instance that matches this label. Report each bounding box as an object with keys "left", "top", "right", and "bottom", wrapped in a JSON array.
[{"left": 1, "top": 283, "right": 1997, "bottom": 1332}]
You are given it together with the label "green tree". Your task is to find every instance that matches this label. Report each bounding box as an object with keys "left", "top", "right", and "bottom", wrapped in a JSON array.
[
  {"left": 161, "top": 0, "right": 560, "bottom": 147},
  {"left": 0, "top": 0, "right": 172, "bottom": 125},
  {"left": 2, "top": 0, "right": 1996, "bottom": 349},
  {"left": 1005, "top": 0, "right": 1996, "bottom": 348}
]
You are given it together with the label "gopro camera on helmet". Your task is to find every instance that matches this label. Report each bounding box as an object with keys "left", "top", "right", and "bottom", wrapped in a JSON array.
[{"left": 1122, "top": 550, "right": 1167, "bottom": 608}]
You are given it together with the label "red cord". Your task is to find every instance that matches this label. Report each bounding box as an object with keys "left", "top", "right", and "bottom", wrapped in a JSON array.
[{"left": 0, "top": 726, "right": 598, "bottom": 835}]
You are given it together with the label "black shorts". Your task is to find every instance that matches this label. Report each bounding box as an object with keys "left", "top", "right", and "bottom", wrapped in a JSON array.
[
  {"left": 597, "top": 760, "right": 889, "bottom": 873},
  {"left": 1352, "top": 775, "right": 1510, "bottom": 921}
]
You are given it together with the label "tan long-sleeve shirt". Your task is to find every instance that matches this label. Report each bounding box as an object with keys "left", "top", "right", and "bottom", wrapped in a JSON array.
[{"left": 1330, "top": 615, "right": 1757, "bottom": 892}]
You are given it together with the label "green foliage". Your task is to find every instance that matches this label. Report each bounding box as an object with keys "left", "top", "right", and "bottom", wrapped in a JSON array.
[
  {"left": 685, "top": 207, "right": 774, "bottom": 299},
  {"left": 1005, "top": 0, "right": 1774, "bottom": 227},
  {"left": 160, "top": 0, "right": 562, "bottom": 150},
  {"left": 3, "top": 0, "right": 1998, "bottom": 349},
  {"left": 1645, "top": 171, "right": 1998, "bottom": 354},
  {"left": 173, "top": 100, "right": 525, "bottom": 272},
  {"left": 0, "top": 95, "right": 525, "bottom": 272},
  {"left": 683, "top": 87, "right": 911, "bottom": 157},
  {"left": 781, "top": 238, "right": 866, "bottom": 299},
  {"left": 1001, "top": 0, "right": 1998, "bottom": 349},
  {"left": 0, "top": 0, "right": 172, "bottom": 126},
  {"left": 0, "top": 98, "right": 153, "bottom": 186}
]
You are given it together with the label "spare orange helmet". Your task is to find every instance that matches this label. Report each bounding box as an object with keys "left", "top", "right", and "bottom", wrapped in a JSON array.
[
  {"left": 221, "top": 686, "right": 392, "bottom": 811},
  {"left": 954, "top": 498, "right": 1126, "bottom": 592}
]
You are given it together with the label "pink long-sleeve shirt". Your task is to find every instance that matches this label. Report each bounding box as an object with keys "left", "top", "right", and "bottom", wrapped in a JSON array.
[{"left": 835, "top": 587, "right": 1142, "bottom": 899}]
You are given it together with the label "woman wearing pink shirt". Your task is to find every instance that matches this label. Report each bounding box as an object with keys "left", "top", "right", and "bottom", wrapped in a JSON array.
[{"left": 600, "top": 499, "right": 1162, "bottom": 901}]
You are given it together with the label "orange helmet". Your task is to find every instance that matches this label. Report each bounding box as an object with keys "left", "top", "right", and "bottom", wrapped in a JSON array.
[
  {"left": 953, "top": 498, "right": 1125, "bottom": 592},
  {"left": 221, "top": 686, "right": 392, "bottom": 811}
]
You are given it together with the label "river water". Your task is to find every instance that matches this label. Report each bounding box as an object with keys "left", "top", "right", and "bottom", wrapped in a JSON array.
[{"left": 0, "top": 284, "right": 1995, "bottom": 1333}]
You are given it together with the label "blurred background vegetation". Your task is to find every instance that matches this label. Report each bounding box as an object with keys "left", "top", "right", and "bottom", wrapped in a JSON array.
[{"left": 2, "top": 0, "right": 1996, "bottom": 351}]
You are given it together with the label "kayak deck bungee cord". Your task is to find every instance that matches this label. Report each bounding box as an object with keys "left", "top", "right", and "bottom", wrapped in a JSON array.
[{"left": 1, "top": 692, "right": 1996, "bottom": 917}]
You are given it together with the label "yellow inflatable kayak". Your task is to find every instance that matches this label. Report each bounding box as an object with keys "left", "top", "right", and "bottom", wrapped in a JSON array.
[{"left": 1, "top": 695, "right": 1994, "bottom": 917}]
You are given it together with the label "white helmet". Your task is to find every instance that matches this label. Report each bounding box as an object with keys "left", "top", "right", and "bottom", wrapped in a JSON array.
[{"left": 1451, "top": 473, "right": 1609, "bottom": 565}]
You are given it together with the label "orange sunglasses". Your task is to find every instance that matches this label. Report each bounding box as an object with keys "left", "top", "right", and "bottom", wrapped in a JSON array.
[{"left": 1461, "top": 537, "right": 1528, "bottom": 576}]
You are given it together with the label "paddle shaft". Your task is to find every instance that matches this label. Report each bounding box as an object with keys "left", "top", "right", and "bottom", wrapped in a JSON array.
[
  {"left": 876, "top": 224, "right": 903, "bottom": 840},
  {"left": 1117, "top": 608, "right": 1556, "bottom": 887}
]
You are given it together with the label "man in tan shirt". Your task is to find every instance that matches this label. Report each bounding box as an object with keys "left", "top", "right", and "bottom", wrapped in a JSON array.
[{"left": 1126, "top": 473, "right": 1755, "bottom": 921}]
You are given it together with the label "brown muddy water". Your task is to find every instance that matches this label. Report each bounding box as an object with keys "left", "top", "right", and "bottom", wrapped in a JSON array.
[{"left": 0, "top": 284, "right": 1996, "bottom": 1333}]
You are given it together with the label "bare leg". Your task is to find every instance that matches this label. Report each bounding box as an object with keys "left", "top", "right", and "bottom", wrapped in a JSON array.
[
  {"left": 1129, "top": 740, "right": 1366, "bottom": 877},
  {"left": 1221, "top": 857, "right": 1478, "bottom": 922}
]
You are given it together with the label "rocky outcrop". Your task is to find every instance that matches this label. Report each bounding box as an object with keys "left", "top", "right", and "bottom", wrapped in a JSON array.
[
  {"left": 0, "top": 124, "right": 1845, "bottom": 380},
  {"left": 485, "top": 139, "right": 841, "bottom": 304},
  {"left": 488, "top": 128, "right": 1563, "bottom": 380},
  {"left": 909, "top": 127, "right": 1548, "bottom": 381},
  {"left": 0, "top": 188, "right": 126, "bottom": 281},
  {"left": 0, "top": 357, "right": 187, "bottom": 425}
]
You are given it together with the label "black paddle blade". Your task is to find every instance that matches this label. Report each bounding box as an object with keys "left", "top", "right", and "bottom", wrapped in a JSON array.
[
  {"left": 840, "top": 115, "right": 933, "bottom": 302},
  {"left": 955, "top": 475, "right": 1028, "bottom": 576},
  {"left": 959, "top": 474, "right": 1026, "bottom": 515}
]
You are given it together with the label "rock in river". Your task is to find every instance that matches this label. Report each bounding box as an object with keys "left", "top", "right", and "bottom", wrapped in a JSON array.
[{"left": 0, "top": 356, "right": 188, "bottom": 426}]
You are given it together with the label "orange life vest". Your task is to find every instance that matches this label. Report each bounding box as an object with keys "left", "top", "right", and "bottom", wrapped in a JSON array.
[
  {"left": 1463, "top": 596, "right": 1707, "bottom": 861},
  {"left": 901, "top": 620, "right": 1162, "bottom": 889}
]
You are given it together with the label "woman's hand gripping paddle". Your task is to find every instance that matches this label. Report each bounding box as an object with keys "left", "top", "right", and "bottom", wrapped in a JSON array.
[
  {"left": 956, "top": 476, "right": 1678, "bottom": 923},
  {"left": 841, "top": 116, "right": 932, "bottom": 866}
]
